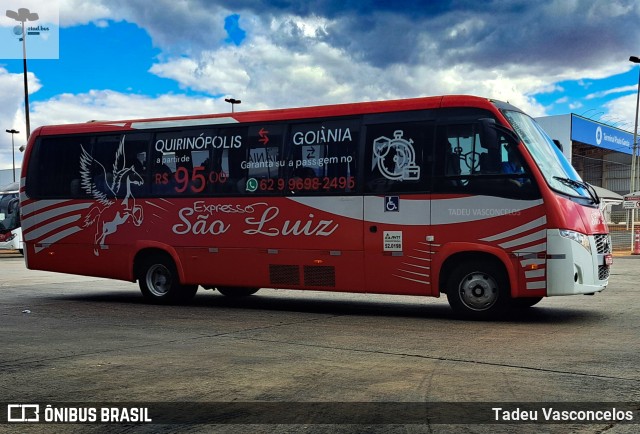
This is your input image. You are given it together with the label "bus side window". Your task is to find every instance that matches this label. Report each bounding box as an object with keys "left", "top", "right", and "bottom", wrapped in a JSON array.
[
  {"left": 94, "top": 134, "right": 150, "bottom": 198},
  {"left": 442, "top": 138, "right": 462, "bottom": 188},
  {"left": 150, "top": 129, "right": 215, "bottom": 196},
  {"left": 285, "top": 119, "right": 360, "bottom": 195},
  {"left": 27, "top": 136, "right": 90, "bottom": 199},
  {"left": 434, "top": 124, "right": 481, "bottom": 192},
  {"left": 228, "top": 125, "right": 284, "bottom": 195},
  {"left": 435, "top": 123, "right": 540, "bottom": 198},
  {"left": 364, "top": 121, "right": 433, "bottom": 194}
]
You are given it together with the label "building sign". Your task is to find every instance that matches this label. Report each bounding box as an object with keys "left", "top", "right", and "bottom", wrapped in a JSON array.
[
  {"left": 571, "top": 115, "right": 633, "bottom": 155},
  {"left": 623, "top": 194, "right": 640, "bottom": 209}
]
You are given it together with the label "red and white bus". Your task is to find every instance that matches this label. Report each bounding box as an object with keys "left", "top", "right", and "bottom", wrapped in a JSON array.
[{"left": 20, "top": 95, "right": 612, "bottom": 318}]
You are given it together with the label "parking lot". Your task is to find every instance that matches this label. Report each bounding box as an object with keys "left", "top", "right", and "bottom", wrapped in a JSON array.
[{"left": 1, "top": 250, "right": 639, "bottom": 433}]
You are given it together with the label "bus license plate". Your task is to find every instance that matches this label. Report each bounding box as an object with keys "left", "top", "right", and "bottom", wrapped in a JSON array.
[{"left": 605, "top": 254, "right": 613, "bottom": 266}]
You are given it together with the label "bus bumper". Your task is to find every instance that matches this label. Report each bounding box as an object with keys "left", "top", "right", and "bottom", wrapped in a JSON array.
[{"left": 546, "top": 229, "right": 610, "bottom": 296}]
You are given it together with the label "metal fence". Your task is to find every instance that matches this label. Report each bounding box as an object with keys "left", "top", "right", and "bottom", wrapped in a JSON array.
[
  {"left": 608, "top": 225, "right": 639, "bottom": 253},
  {"left": 573, "top": 150, "right": 638, "bottom": 253},
  {"left": 572, "top": 149, "right": 632, "bottom": 197}
]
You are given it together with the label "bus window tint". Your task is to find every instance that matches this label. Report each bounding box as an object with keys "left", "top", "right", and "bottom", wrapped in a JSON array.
[
  {"left": 364, "top": 122, "right": 433, "bottom": 193},
  {"left": 230, "top": 125, "right": 285, "bottom": 194},
  {"left": 450, "top": 124, "right": 484, "bottom": 176},
  {"left": 93, "top": 134, "right": 150, "bottom": 197},
  {"left": 285, "top": 119, "right": 359, "bottom": 194},
  {"left": 152, "top": 129, "right": 204, "bottom": 195},
  {"left": 248, "top": 125, "right": 284, "bottom": 179},
  {"left": 435, "top": 123, "right": 539, "bottom": 198},
  {"left": 28, "top": 136, "right": 90, "bottom": 198},
  {"left": 206, "top": 127, "right": 246, "bottom": 195}
]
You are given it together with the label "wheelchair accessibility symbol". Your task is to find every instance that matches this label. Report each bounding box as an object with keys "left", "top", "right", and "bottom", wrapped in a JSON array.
[{"left": 385, "top": 196, "right": 399, "bottom": 212}]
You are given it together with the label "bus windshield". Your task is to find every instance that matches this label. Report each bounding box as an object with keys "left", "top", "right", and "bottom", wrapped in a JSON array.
[{"left": 502, "top": 110, "right": 595, "bottom": 203}]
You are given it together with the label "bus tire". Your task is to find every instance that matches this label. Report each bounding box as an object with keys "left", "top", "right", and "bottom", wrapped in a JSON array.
[
  {"left": 217, "top": 287, "right": 260, "bottom": 297},
  {"left": 446, "top": 260, "right": 509, "bottom": 319},
  {"left": 138, "top": 254, "right": 198, "bottom": 304}
]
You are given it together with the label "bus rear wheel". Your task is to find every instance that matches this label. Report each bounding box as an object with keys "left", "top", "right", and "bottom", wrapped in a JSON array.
[
  {"left": 446, "top": 260, "right": 509, "bottom": 319},
  {"left": 217, "top": 287, "right": 260, "bottom": 297},
  {"left": 138, "top": 254, "right": 198, "bottom": 304}
]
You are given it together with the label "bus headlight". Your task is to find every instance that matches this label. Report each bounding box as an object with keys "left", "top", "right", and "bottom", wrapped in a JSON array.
[{"left": 559, "top": 229, "right": 591, "bottom": 253}]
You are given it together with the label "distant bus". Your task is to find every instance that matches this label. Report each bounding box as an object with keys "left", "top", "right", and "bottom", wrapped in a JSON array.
[
  {"left": 20, "top": 95, "right": 612, "bottom": 318},
  {"left": 0, "top": 181, "right": 22, "bottom": 254}
]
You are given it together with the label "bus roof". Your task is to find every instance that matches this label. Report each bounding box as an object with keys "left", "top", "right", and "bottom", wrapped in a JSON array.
[{"left": 33, "top": 95, "right": 515, "bottom": 137}]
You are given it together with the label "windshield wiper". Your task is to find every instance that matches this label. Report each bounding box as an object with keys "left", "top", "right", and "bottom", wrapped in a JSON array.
[{"left": 553, "top": 176, "right": 600, "bottom": 204}]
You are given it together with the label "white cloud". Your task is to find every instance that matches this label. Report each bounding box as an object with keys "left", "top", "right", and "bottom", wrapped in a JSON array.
[
  {"left": 147, "top": 13, "right": 553, "bottom": 119},
  {"left": 57, "top": 0, "right": 114, "bottom": 26},
  {"left": 0, "top": 68, "right": 41, "bottom": 170},
  {"left": 604, "top": 94, "right": 639, "bottom": 132},
  {"left": 0, "top": 11, "right": 557, "bottom": 169},
  {"left": 586, "top": 85, "right": 637, "bottom": 100},
  {"left": 150, "top": 50, "right": 251, "bottom": 97},
  {"left": 29, "top": 90, "right": 224, "bottom": 127},
  {"left": 569, "top": 102, "right": 584, "bottom": 111},
  {"left": 4, "top": 0, "right": 640, "bottom": 170},
  {"left": 0, "top": 83, "right": 222, "bottom": 169}
]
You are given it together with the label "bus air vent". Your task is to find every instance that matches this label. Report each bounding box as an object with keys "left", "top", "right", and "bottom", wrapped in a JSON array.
[
  {"left": 594, "top": 234, "right": 612, "bottom": 254},
  {"left": 303, "top": 265, "right": 336, "bottom": 287},
  {"left": 269, "top": 265, "right": 300, "bottom": 285},
  {"left": 598, "top": 265, "right": 610, "bottom": 281}
]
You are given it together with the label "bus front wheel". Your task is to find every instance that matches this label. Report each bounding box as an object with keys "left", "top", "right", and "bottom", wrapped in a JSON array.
[
  {"left": 446, "top": 260, "right": 509, "bottom": 319},
  {"left": 138, "top": 254, "right": 198, "bottom": 304}
]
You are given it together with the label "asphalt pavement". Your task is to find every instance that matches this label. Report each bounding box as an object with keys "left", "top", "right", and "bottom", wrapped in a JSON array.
[{"left": 0, "top": 250, "right": 638, "bottom": 433}]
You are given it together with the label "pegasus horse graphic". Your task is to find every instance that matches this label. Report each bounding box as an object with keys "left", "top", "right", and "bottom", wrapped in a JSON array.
[{"left": 80, "top": 137, "right": 144, "bottom": 255}]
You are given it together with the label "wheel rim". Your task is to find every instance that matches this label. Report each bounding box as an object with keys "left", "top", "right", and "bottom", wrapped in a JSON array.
[
  {"left": 146, "top": 264, "right": 172, "bottom": 297},
  {"left": 458, "top": 271, "right": 499, "bottom": 311}
]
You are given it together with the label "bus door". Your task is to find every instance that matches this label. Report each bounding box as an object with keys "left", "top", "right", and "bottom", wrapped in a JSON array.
[{"left": 362, "top": 121, "right": 435, "bottom": 295}]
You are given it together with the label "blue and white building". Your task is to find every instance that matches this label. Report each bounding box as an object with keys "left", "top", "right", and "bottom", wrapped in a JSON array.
[{"left": 536, "top": 114, "right": 632, "bottom": 248}]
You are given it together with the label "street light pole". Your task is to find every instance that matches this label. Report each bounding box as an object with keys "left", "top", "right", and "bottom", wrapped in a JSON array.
[
  {"left": 6, "top": 8, "right": 39, "bottom": 139},
  {"left": 21, "top": 18, "right": 30, "bottom": 138},
  {"left": 629, "top": 56, "right": 640, "bottom": 251},
  {"left": 6, "top": 129, "right": 20, "bottom": 182},
  {"left": 225, "top": 98, "right": 241, "bottom": 113}
]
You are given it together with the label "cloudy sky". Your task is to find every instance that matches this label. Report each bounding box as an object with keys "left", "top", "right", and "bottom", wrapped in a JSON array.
[{"left": 1, "top": 0, "right": 640, "bottom": 170}]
